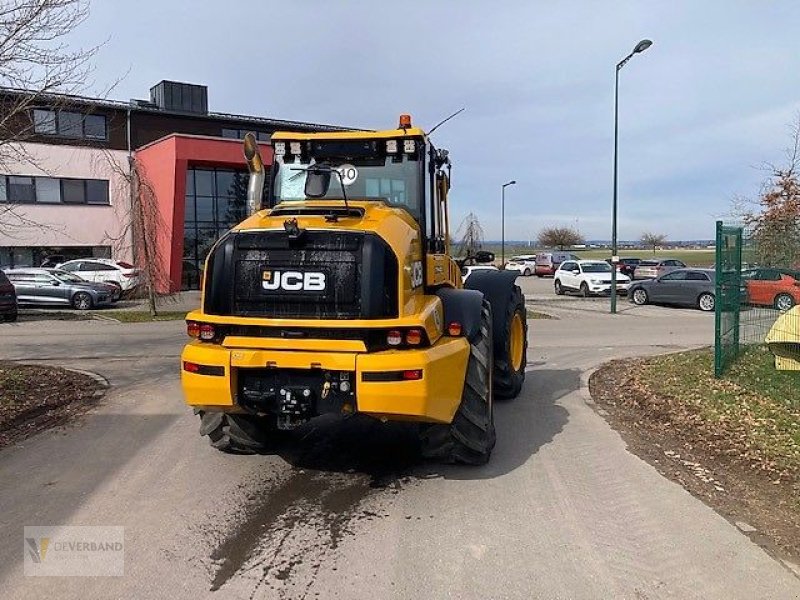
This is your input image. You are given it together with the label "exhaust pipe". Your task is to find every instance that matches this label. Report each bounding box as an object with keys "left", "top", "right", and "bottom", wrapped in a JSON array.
[{"left": 243, "top": 132, "right": 265, "bottom": 216}]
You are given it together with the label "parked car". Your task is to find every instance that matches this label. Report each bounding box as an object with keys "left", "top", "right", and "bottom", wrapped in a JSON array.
[
  {"left": 606, "top": 257, "right": 642, "bottom": 279},
  {"left": 461, "top": 264, "right": 499, "bottom": 283},
  {"left": 57, "top": 258, "right": 141, "bottom": 295},
  {"left": 535, "top": 251, "right": 579, "bottom": 277},
  {"left": 5, "top": 269, "right": 117, "bottom": 310},
  {"left": 633, "top": 258, "right": 687, "bottom": 280},
  {"left": 0, "top": 270, "right": 18, "bottom": 322},
  {"left": 554, "top": 260, "right": 630, "bottom": 297},
  {"left": 629, "top": 268, "right": 716, "bottom": 311},
  {"left": 40, "top": 254, "right": 69, "bottom": 268},
  {"left": 505, "top": 255, "right": 537, "bottom": 276},
  {"left": 742, "top": 268, "right": 800, "bottom": 311}
]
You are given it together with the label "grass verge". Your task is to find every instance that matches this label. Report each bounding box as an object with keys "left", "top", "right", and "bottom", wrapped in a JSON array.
[
  {"left": 590, "top": 345, "right": 799, "bottom": 561},
  {"left": 527, "top": 309, "right": 556, "bottom": 320}
]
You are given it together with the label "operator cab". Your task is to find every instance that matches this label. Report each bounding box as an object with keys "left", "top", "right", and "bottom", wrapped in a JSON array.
[{"left": 269, "top": 115, "right": 451, "bottom": 254}]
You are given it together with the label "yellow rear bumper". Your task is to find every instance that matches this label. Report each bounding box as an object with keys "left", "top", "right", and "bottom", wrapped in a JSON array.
[{"left": 181, "top": 336, "right": 470, "bottom": 424}]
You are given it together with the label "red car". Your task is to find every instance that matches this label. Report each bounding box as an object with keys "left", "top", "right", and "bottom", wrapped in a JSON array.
[{"left": 743, "top": 268, "right": 800, "bottom": 311}]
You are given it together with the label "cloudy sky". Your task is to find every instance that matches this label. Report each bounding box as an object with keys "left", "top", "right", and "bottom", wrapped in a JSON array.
[{"left": 78, "top": 1, "right": 800, "bottom": 241}]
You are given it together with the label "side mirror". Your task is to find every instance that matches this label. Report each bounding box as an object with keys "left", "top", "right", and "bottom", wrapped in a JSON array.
[
  {"left": 572, "top": 269, "right": 580, "bottom": 275},
  {"left": 51, "top": 281, "right": 60, "bottom": 286},
  {"left": 304, "top": 167, "right": 331, "bottom": 198}
]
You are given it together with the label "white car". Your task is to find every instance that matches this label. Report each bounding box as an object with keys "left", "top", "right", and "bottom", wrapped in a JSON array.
[
  {"left": 554, "top": 259, "right": 630, "bottom": 297},
  {"left": 461, "top": 264, "right": 499, "bottom": 283},
  {"left": 57, "top": 258, "right": 141, "bottom": 294},
  {"left": 504, "top": 255, "right": 537, "bottom": 276}
]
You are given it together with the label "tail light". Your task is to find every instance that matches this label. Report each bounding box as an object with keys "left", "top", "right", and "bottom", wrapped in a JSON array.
[
  {"left": 447, "top": 322, "right": 463, "bottom": 336},
  {"left": 405, "top": 328, "right": 423, "bottom": 346},
  {"left": 387, "top": 330, "right": 403, "bottom": 346},
  {"left": 187, "top": 320, "right": 200, "bottom": 338},
  {"left": 402, "top": 369, "right": 423, "bottom": 380},
  {"left": 199, "top": 323, "right": 216, "bottom": 341}
]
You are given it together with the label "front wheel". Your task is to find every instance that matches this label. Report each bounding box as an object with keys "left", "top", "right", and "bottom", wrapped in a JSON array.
[
  {"left": 580, "top": 283, "right": 590, "bottom": 298},
  {"left": 420, "top": 301, "right": 495, "bottom": 465},
  {"left": 698, "top": 292, "right": 715, "bottom": 312},
  {"left": 493, "top": 285, "right": 527, "bottom": 399},
  {"left": 72, "top": 292, "right": 93, "bottom": 311},
  {"left": 523, "top": 268, "right": 531, "bottom": 277},
  {"left": 554, "top": 280, "right": 564, "bottom": 295},
  {"left": 632, "top": 288, "right": 649, "bottom": 305},
  {"left": 774, "top": 293, "right": 795, "bottom": 312}
]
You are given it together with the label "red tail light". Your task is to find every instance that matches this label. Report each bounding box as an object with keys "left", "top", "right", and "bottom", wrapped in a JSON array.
[
  {"left": 402, "top": 369, "right": 423, "bottom": 380},
  {"left": 448, "top": 322, "right": 463, "bottom": 336},
  {"left": 405, "top": 328, "right": 423, "bottom": 345},
  {"left": 199, "top": 323, "right": 216, "bottom": 341},
  {"left": 187, "top": 321, "right": 200, "bottom": 338},
  {"left": 183, "top": 361, "right": 200, "bottom": 373}
]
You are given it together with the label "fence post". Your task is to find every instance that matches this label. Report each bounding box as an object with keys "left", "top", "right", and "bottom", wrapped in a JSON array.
[{"left": 714, "top": 221, "right": 723, "bottom": 377}]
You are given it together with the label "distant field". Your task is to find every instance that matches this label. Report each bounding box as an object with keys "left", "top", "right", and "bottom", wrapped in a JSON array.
[{"left": 477, "top": 245, "right": 716, "bottom": 267}]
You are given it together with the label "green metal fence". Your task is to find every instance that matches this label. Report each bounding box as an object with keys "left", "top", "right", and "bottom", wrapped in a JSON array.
[
  {"left": 714, "top": 220, "right": 800, "bottom": 376},
  {"left": 714, "top": 222, "right": 743, "bottom": 376}
]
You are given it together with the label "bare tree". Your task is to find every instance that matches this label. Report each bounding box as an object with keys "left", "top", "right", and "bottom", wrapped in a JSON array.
[
  {"left": 537, "top": 226, "right": 583, "bottom": 250},
  {"left": 742, "top": 115, "right": 800, "bottom": 269},
  {"left": 640, "top": 232, "right": 667, "bottom": 254},
  {"left": 0, "top": 0, "right": 98, "bottom": 233}
]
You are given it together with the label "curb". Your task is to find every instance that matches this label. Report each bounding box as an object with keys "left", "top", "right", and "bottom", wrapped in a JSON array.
[{"left": 57, "top": 366, "right": 110, "bottom": 398}]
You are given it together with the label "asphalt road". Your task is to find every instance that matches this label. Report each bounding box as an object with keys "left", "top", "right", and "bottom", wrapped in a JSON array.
[{"left": 1, "top": 299, "right": 799, "bottom": 599}]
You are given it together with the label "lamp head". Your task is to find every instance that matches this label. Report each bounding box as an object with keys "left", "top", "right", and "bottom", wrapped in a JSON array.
[{"left": 633, "top": 39, "right": 653, "bottom": 54}]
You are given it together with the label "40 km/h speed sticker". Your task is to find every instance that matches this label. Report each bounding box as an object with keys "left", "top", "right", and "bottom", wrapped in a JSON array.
[{"left": 335, "top": 164, "right": 358, "bottom": 186}]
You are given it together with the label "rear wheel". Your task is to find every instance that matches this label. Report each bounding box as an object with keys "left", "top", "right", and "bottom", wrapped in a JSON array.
[
  {"left": 698, "top": 292, "right": 715, "bottom": 312},
  {"left": 523, "top": 268, "right": 531, "bottom": 277},
  {"left": 420, "top": 301, "right": 495, "bottom": 465},
  {"left": 554, "top": 280, "right": 564, "bottom": 295},
  {"left": 493, "top": 285, "right": 527, "bottom": 399},
  {"left": 72, "top": 292, "right": 93, "bottom": 311},
  {"left": 632, "top": 288, "right": 649, "bottom": 305},
  {"left": 197, "top": 410, "right": 271, "bottom": 454},
  {"left": 2, "top": 311, "right": 17, "bottom": 322},
  {"left": 774, "top": 293, "right": 795, "bottom": 312}
]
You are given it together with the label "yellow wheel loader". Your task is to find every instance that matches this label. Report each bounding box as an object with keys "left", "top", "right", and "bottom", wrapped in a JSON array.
[{"left": 181, "top": 116, "right": 528, "bottom": 464}]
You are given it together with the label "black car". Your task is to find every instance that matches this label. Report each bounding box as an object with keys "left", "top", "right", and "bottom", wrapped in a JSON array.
[
  {"left": 606, "top": 257, "right": 642, "bottom": 279},
  {"left": 0, "top": 270, "right": 18, "bottom": 322}
]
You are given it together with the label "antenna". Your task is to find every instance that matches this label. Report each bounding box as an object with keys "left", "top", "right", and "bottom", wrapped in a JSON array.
[{"left": 428, "top": 107, "right": 465, "bottom": 136}]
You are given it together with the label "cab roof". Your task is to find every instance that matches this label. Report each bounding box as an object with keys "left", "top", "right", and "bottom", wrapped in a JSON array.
[{"left": 271, "top": 127, "right": 427, "bottom": 141}]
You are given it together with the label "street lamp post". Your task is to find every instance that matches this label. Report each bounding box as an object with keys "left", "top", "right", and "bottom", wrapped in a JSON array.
[
  {"left": 501, "top": 180, "right": 516, "bottom": 266},
  {"left": 611, "top": 38, "right": 652, "bottom": 314}
]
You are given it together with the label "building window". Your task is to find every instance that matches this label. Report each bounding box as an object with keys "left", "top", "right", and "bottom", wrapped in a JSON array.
[
  {"left": 182, "top": 167, "right": 249, "bottom": 290},
  {"left": 31, "top": 109, "right": 108, "bottom": 141},
  {"left": 0, "top": 175, "right": 109, "bottom": 205},
  {"left": 221, "top": 128, "right": 271, "bottom": 142},
  {"left": 8, "top": 176, "right": 35, "bottom": 203}
]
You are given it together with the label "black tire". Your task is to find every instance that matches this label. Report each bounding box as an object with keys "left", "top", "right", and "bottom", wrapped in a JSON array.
[
  {"left": 420, "top": 301, "right": 495, "bottom": 465},
  {"left": 523, "top": 268, "right": 531, "bottom": 277},
  {"left": 632, "top": 288, "right": 648, "bottom": 305},
  {"left": 698, "top": 292, "right": 715, "bottom": 312},
  {"left": 493, "top": 284, "right": 527, "bottom": 399},
  {"left": 72, "top": 292, "right": 93, "bottom": 310},
  {"left": 2, "top": 311, "right": 17, "bottom": 322},
  {"left": 580, "top": 283, "right": 590, "bottom": 298},
  {"left": 104, "top": 281, "right": 122, "bottom": 300},
  {"left": 774, "top": 293, "right": 795, "bottom": 312},
  {"left": 554, "top": 280, "right": 564, "bottom": 295},
  {"left": 197, "top": 410, "right": 270, "bottom": 454}
]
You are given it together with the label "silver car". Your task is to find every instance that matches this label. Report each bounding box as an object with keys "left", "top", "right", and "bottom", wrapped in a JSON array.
[{"left": 5, "top": 269, "right": 117, "bottom": 310}]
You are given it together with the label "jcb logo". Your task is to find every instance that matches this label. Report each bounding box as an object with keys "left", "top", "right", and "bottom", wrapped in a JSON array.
[{"left": 262, "top": 270, "right": 326, "bottom": 292}]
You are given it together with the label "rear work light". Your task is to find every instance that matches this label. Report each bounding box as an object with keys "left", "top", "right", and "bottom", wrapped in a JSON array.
[
  {"left": 447, "top": 322, "right": 463, "bottom": 336},
  {"left": 199, "top": 323, "right": 216, "bottom": 341},
  {"left": 187, "top": 321, "right": 200, "bottom": 338}
]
